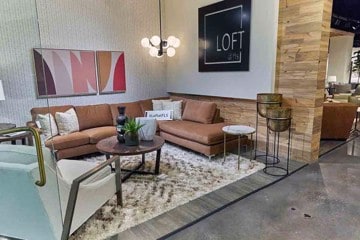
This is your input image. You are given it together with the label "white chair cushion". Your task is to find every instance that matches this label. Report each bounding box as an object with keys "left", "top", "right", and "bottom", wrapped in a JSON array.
[{"left": 57, "top": 160, "right": 111, "bottom": 185}]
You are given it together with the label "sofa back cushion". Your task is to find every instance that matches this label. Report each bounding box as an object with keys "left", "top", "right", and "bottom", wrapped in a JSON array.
[
  {"left": 138, "top": 99, "right": 153, "bottom": 113},
  {"left": 31, "top": 105, "right": 74, "bottom": 122},
  {"left": 75, "top": 104, "right": 113, "bottom": 130},
  {"left": 110, "top": 102, "right": 143, "bottom": 125},
  {"left": 182, "top": 100, "right": 217, "bottom": 124}
]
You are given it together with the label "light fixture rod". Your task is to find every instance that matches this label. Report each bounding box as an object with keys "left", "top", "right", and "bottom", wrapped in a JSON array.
[
  {"left": 159, "top": 0, "right": 162, "bottom": 40},
  {"left": 140, "top": 0, "right": 180, "bottom": 58},
  {"left": 158, "top": 0, "right": 163, "bottom": 56}
]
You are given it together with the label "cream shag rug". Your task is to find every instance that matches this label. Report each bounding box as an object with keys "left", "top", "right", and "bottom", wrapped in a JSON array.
[{"left": 70, "top": 143, "right": 265, "bottom": 240}]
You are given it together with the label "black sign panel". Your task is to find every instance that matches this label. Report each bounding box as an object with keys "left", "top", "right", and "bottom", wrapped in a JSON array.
[{"left": 198, "top": 0, "right": 251, "bottom": 72}]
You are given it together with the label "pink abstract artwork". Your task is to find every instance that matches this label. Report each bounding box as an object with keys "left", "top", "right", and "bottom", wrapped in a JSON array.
[{"left": 34, "top": 48, "right": 97, "bottom": 97}]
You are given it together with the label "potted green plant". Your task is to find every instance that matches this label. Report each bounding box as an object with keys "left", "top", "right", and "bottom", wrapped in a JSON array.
[{"left": 123, "top": 118, "right": 144, "bottom": 146}]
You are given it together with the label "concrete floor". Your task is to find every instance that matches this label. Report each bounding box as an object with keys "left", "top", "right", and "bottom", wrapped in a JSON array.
[{"left": 163, "top": 137, "right": 360, "bottom": 240}]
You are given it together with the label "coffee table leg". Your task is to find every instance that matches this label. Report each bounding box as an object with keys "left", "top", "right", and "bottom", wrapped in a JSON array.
[
  {"left": 142, "top": 153, "right": 145, "bottom": 164},
  {"left": 155, "top": 149, "right": 161, "bottom": 175},
  {"left": 114, "top": 156, "right": 123, "bottom": 206}
]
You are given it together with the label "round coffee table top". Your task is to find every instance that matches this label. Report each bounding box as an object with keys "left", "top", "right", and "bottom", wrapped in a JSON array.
[
  {"left": 96, "top": 135, "right": 165, "bottom": 156},
  {"left": 222, "top": 125, "right": 255, "bottom": 135},
  {"left": 0, "top": 123, "right": 16, "bottom": 131}
]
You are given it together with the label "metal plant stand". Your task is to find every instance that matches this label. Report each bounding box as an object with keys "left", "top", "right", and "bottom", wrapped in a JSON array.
[
  {"left": 263, "top": 107, "right": 292, "bottom": 176},
  {"left": 255, "top": 93, "right": 282, "bottom": 164}
]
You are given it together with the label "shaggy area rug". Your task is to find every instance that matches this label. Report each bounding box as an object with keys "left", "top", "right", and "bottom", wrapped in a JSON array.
[{"left": 70, "top": 143, "right": 264, "bottom": 240}]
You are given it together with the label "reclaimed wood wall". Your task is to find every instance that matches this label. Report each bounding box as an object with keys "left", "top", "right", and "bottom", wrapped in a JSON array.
[{"left": 275, "top": 0, "right": 333, "bottom": 162}]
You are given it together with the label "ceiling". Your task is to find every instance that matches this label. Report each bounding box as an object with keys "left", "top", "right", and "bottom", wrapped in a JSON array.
[{"left": 331, "top": 0, "right": 360, "bottom": 47}]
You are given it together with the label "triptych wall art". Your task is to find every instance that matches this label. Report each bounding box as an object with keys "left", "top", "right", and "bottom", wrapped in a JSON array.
[{"left": 33, "top": 48, "right": 126, "bottom": 98}]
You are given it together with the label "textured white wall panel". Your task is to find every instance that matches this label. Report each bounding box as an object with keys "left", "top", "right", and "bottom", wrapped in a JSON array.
[
  {"left": 0, "top": 0, "right": 166, "bottom": 126},
  {"left": 164, "top": 0, "right": 279, "bottom": 99}
]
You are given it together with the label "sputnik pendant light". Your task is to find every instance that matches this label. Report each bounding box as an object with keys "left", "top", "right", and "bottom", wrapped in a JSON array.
[{"left": 141, "top": 0, "right": 180, "bottom": 58}]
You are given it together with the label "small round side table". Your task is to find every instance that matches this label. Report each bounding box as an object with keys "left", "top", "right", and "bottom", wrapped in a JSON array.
[{"left": 223, "top": 125, "right": 256, "bottom": 170}]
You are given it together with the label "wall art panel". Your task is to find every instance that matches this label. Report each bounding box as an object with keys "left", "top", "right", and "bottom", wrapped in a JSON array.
[
  {"left": 33, "top": 48, "right": 97, "bottom": 98},
  {"left": 97, "top": 51, "right": 126, "bottom": 94}
]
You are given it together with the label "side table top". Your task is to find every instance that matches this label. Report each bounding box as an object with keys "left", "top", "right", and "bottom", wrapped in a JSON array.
[
  {"left": 222, "top": 125, "right": 255, "bottom": 135},
  {"left": 0, "top": 123, "right": 16, "bottom": 131},
  {"left": 96, "top": 135, "right": 165, "bottom": 156},
  {"left": 0, "top": 131, "right": 32, "bottom": 142}
]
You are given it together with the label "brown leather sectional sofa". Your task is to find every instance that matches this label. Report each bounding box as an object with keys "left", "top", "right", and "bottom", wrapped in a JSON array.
[{"left": 29, "top": 97, "right": 239, "bottom": 159}]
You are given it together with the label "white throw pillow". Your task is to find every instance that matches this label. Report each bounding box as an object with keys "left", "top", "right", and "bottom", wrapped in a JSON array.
[
  {"left": 35, "top": 113, "right": 59, "bottom": 139},
  {"left": 162, "top": 100, "right": 182, "bottom": 120},
  {"left": 152, "top": 99, "right": 172, "bottom": 111},
  {"left": 55, "top": 108, "right": 80, "bottom": 136}
]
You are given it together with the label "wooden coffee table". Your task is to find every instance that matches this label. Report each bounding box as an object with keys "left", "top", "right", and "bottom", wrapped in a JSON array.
[{"left": 96, "top": 135, "right": 165, "bottom": 182}]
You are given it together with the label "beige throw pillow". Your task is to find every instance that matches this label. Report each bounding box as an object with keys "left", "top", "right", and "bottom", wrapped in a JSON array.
[
  {"left": 35, "top": 113, "right": 59, "bottom": 139},
  {"left": 162, "top": 101, "right": 182, "bottom": 120},
  {"left": 152, "top": 99, "right": 172, "bottom": 111},
  {"left": 55, "top": 108, "right": 79, "bottom": 136}
]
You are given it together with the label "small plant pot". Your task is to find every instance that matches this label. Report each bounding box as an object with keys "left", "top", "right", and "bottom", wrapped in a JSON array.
[{"left": 124, "top": 132, "right": 139, "bottom": 146}]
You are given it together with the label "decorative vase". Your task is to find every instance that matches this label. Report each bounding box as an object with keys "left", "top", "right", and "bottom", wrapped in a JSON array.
[
  {"left": 136, "top": 117, "right": 157, "bottom": 141},
  {"left": 124, "top": 132, "right": 139, "bottom": 146},
  {"left": 116, "top": 106, "right": 128, "bottom": 143}
]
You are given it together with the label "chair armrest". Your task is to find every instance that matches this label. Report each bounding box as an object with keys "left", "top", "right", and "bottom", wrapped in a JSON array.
[{"left": 26, "top": 121, "right": 43, "bottom": 134}]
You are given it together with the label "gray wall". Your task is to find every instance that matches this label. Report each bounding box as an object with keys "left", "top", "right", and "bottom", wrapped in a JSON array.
[
  {"left": 327, "top": 35, "right": 354, "bottom": 84},
  {"left": 0, "top": 0, "right": 167, "bottom": 126},
  {"left": 164, "top": 0, "right": 279, "bottom": 99}
]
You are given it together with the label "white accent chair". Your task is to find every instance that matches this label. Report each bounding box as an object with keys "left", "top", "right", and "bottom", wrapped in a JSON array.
[{"left": 0, "top": 145, "right": 119, "bottom": 240}]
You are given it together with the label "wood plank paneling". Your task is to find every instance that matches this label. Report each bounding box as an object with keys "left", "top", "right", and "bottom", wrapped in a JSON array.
[{"left": 275, "top": 0, "right": 333, "bottom": 162}]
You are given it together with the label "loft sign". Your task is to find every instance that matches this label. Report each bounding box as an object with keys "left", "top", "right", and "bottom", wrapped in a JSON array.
[
  {"left": 216, "top": 31, "right": 244, "bottom": 53},
  {"left": 199, "top": 0, "right": 251, "bottom": 72}
]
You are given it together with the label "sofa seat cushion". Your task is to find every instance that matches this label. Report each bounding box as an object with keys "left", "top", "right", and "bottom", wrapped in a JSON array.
[
  {"left": 159, "top": 121, "right": 235, "bottom": 145},
  {"left": 81, "top": 126, "right": 117, "bottom": 144},
  {"left": 45, "top": 132, "right": 90, "bottom": 150}
]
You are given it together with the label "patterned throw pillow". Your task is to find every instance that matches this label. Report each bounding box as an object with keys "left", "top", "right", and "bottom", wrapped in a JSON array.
[
  {"left": 162, "top": 100, "right": 183, "bottom": 120},
  {"left": 152, "top": 99, "right": 172, "bottom": 111},
  {"left": 55, "top": 108, "right": 80, "bottom": 136},
  {"left": 35, "top": 113, "right": 59, "bottom": 139}
]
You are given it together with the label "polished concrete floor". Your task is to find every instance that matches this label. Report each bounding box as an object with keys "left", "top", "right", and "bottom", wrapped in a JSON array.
[{"left": 163, "top": 137, "right": 360, "bottom": 240}]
